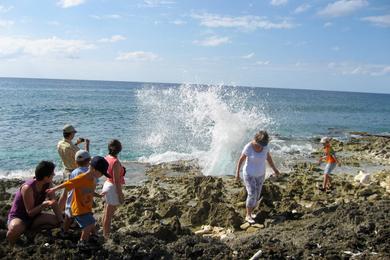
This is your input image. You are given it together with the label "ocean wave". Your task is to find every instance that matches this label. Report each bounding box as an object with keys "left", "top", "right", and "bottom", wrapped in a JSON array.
[{"left": 135, "top": 84, "right": 272, "bottom": 175}]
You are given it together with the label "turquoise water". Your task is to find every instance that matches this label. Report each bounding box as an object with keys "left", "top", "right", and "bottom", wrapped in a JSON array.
[{"left": 0, "top": 77, "right": 389, "bottom": 178}]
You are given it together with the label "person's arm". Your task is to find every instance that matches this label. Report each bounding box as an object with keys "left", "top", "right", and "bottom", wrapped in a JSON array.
[
  {"left": 331, "top": 150, "right": 340, "bottom": 166},
  {"left": 267, "top": 152, "right": 280, "bottom": 176},
  {"left": 93, "top": 192, "right": 103, "bottom": 198},
  {"left": 46, "top": 176, "right": 79, "bottom": 195},
  {"left": 47, "top": 184, "right": 64, "bottom": 223},
  {"left": 22, "top": 185, "right": 55, "bottom": 218},
  {"left": 112, "top": 161, "right": 124, "bottom": 204},
  {"left": 84, "top": 139, "right": 90, "bottom": 152},
  {"left": 236, "top": 154, "right": 247, "bottom": 181}
]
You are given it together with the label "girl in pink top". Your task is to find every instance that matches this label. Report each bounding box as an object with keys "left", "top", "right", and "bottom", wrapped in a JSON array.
[{"left": 102, "top": 139, "right": 125, "bottom": 239}]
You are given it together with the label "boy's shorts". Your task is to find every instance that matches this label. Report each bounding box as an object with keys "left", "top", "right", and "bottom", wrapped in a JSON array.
[
  {"left": 74, "top": 213, "right": 95, "bottom": 229},
  {"left": 324, "top": 163, "right": 336, "bottom": 174}
]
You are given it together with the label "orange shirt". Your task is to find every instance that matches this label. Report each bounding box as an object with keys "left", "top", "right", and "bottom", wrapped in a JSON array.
[
  {"left": 63, "top": 173, "right": 96, "bottom": 216},
  {"left": 324, "top": 145, "right": 337, "bottom": 163}
]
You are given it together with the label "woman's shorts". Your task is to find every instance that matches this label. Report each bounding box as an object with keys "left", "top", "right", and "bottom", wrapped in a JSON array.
[
  {"left": 74, "top": 213, "right": 95, "bottom": 229},
  {"left": 102, "top": 181, "right": 120, "bottom": 206},
  {"left": 324, "top": 163, "right": 337, "bottom": 174}
]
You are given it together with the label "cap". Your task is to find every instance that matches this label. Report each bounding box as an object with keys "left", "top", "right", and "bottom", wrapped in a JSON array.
[
  {"left": 90, "top": 156, "right": 110, "bottom": 177},
  {"left": 320, "top": 137, "right": 331, "bottom": 144},
  {"left": 75, "top": 150, "right": 91, "bottom": 162},
  {"left": 63, "top": 124, "right": 77, "bottom": 134}
]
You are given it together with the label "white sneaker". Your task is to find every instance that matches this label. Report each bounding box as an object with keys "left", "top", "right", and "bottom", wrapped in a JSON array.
[
  {"left": 251, "top": 213, "right": 257, "bottom": 219},
  {"left": 245, "top": 216, "right": 255, "bottom": 224}
]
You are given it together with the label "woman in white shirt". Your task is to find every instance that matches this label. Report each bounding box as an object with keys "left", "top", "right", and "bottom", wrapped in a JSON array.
[{"left": 235, "top": 130, "right": 280, "bottom": 224}]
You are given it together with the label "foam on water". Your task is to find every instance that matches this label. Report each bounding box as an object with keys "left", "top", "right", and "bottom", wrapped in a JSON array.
[
  {"left": 136, "top": 84, "right": 272, "bottom": 175},
  {"left": 0, "top": 169, "right": 63, "bottom": 180}
]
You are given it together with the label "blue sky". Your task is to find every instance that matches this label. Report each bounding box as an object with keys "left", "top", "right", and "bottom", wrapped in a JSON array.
[{"left": 0, "top": 0, "right": 389, "bottom": 93}]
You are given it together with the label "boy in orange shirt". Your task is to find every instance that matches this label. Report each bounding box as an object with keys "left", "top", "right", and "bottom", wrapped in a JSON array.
[
  {"left": 47, "top": 156, "right": 109, "bottom": 247},
  {"left": 318, "top": 137, "right": 340, "bottom": 192}
]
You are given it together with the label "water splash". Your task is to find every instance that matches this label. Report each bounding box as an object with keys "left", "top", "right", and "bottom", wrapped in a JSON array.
[{"left": 136, "top": 84, "right": 272, "bottom": 175}]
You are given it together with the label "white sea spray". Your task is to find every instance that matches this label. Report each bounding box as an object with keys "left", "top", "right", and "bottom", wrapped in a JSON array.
[{"left": 136, "top": 84, "right": 272, "bottom": 175}]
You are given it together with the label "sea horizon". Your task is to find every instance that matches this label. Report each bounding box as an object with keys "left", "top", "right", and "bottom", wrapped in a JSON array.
[{"left": 1, "top": 76, "right": 389, "bottom": 96}]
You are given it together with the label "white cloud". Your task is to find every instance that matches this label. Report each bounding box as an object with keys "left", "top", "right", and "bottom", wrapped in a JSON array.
[
  {"left": 285, "top": 41, "right": 307, "bottom": 47},
  {"left": 256, "top": 60, "right": 271, "bottom": 65},
  {"left": 328, "top": 62, "right": 390, "bottom": 76},
  {"left": 194, "top": 36, "right": 230, "bottom": 47},
  {"left": 371, "top": 66, "right": 390, "bottom": 76},
  {"left": 0, "top": 5, "right": 13, "bottom": 13},
  {"left": 0, "top": 19, "right": 14, "bottom": 28},
  {"left": 90, "top": 14, "right": 122, "bottom": 20},
  {"left": 116, "top": 51, "right": 159, "bottom": 61},
  {"left": 332, "top": 46, "right": 341, "bottom": 51},
  {"left": 192, "top": 13, "right": 295, "bottom": 31},
  {"left": 48, "top": 21, "right": 61, "bottom": 26},
  {"left": 270, "top": 0, "right": 288, "bottom": 6},
  {"left": 318, "top": 0, "right": 368, "bottom": 17},
  {"left": 242, "top": 53, "right": 255, "bottom": 59},
  {"left": 98, "top": 35, "right": 126, "bottom": 43},
  {"left": 324, "top": 22, "right": 333, "bottom": 28},
  {"left": 0, "top": 36, "right": 94, "bottom": 58},
  {"left": 294, "top": 4, "right": 311, "bottom": 14},
  {"left": 171, "top": 20, "right": 186, "bottom": 25},
  {"left": 362, "top": 15, "right": 390, "bottom": 28},
  {"left": 142, "top": 0, "right": 175, "bottom": 7},
  {"left": 57, "top": 0, "right": 86, "bottom": 8}
]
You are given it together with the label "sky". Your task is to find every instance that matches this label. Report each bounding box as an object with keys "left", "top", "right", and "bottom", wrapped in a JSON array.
[{"left": 0, "top": 0, "right": 389, "bottom": 93}]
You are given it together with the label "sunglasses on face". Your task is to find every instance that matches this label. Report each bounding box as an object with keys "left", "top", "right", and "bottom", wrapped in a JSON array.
[{"left": 256, "top": 141, "right": 268, "bottom": 147}]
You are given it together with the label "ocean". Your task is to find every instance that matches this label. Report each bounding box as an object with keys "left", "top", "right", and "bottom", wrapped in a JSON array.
[{"left": 0, "top": 77, "right": 389, "bottom": 182}]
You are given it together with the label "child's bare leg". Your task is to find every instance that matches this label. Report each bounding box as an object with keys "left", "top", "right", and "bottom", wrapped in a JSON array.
[
  {"left": 80, "top": 224, "right": 95, "bottom": 241},
  {"left": 322, "top": 174, "right": 327, "bottom": 190},
  {"left": 327, "top": 175, "right": 332, "bottom": 189},
  {"left": 58, "top": 190, "right": 68, "bottom": 211},
  {"left": 103, "top": 204, "right": 117, "bottom": 239},
  {"left": 323, "top": 174, "right": 330, "bottom": 190},
  {"left": 63, "top": 215, "right": 72, "bottom": 233}
]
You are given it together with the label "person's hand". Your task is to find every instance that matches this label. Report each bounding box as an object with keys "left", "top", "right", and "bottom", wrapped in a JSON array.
[
  {"left": 273, "top": 169, "right": 280, "bottom": 176},
  {"left": 41, "top": 199, "right": 56, "bottom": 209},
  {"left": 337, "top": 162, "right": 342, "bottom": 167},
  {"left": 235, "top": 174, "right": 240, "bottom": 182},
  {"left": 46, "top": 188, "right": 56, "bottom": 196},
  {"left": 118, "top": 192, "right": 124, "bottom": 204}
]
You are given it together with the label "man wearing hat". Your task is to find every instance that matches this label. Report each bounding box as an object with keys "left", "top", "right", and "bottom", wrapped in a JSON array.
[{"left": 57, "top": 124, "right": 90, "bottom": 180}]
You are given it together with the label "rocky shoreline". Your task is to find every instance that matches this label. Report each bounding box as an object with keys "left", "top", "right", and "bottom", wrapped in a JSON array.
[{"left": 0, "top": 135, "right": 389, "bottom": 259}]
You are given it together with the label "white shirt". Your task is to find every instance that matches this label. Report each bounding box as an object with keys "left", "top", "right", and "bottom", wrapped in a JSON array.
[{"left": 242, "top": 142, "right": 268, "bottom": 177}]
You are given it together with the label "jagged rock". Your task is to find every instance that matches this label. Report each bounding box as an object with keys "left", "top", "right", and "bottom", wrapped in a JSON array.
[{"left": 240, "top": 222, "right": 251, "bottom": 230}]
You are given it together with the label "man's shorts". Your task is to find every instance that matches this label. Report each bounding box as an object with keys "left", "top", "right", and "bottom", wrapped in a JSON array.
[
  {"left": 324, "top": 163, "right": 337, "bottom": 174},
  {"left": 74, "top": 213, "right": 95, "bottom": 229}
]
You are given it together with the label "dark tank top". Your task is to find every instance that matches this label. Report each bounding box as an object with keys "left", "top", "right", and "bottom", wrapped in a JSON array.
[{"left": 8, "top": 179, "right": 49, "bottom": 223}]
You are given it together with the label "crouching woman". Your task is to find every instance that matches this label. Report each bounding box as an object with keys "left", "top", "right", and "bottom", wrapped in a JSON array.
[{"left": 7, "top": 161, "right": 63, "bottom": 245}]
